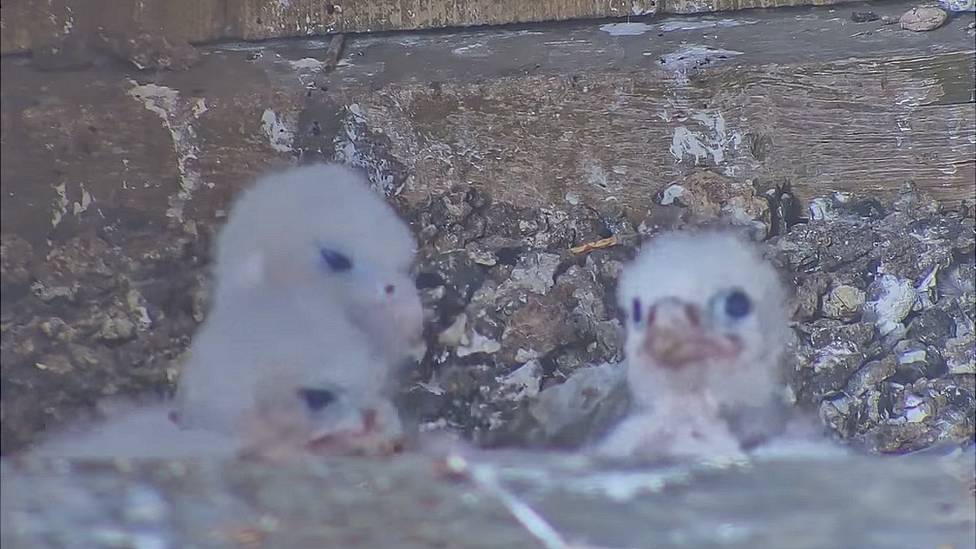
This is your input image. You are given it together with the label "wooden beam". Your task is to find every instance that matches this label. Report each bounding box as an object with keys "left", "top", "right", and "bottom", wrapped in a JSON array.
[{"left": 2, "top": 0, "right": 886, "bottom": 55}]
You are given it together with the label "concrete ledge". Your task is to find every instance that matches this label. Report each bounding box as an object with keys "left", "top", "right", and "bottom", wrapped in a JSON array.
[{"left": 2, "top": 452, "right": 974, "bottom": 548}]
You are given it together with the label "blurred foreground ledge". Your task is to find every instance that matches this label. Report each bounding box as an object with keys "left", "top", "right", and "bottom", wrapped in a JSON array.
[{"left": 2, "top": 451, "right": 974, "bottom": 549}]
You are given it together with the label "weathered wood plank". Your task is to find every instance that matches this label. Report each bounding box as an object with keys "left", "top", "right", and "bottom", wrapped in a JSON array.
[
  {"left": 1, "top": 5, "right": 973, "bottom": 247},
  {"left": 1, "top": 0, "right": 898, "bottom": 55}
]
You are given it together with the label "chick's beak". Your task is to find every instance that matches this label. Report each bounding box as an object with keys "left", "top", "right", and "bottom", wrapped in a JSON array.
[
  {"left": 393, "top": 292, "right": 425, "bottom": 347},
  {"left": 641, "top": 297, "right": 740, "bottom": 368},
  {"left": 306, "top": 402, "right": 405, "bottom": 456}
]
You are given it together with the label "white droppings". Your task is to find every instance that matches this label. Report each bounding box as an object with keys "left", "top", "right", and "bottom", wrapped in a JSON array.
[
  {"left": 866, "top": 275, "right": 918, "bottom": 336},
  {"left": 506, "top": 253, "right": 562, "bottom": 295},
  {"left": 812, "top": 343, "right": 857, "bottom": 374},
  {"left": 599, "top": 22, "right": 652, "bottom": 36},
  {"left": 192, "top": 98, "right": 208, "bottom": 118},
  {"left": 658, "top": 19, "right": 758, "bottom": 32},
  {"left": 808, "top": 198, "right": 834, "bottom": 221},
  {"left": 333, "top": 104, "right": 401, "bottom": 194},
  {"left": 515, "top": 348, "right": 541, "bottom": 362},
  {"left": 127, "top": 81, "right": 203, "bottom": 222},
  {"left": 71, "top": 184, "right": 92, "bottom": 216},
  {"left": 670, "top": 111, "right": 741, "bottom": 166},
  {"left": 497, "top": 360, "right": 542, "bottom": 400},
  {"left": 585, "top": 164, "right": 611, "bottom": 191},
  {"left": 51, "top": 182, "right": 69, "bottom": 228},
  {"left": 451, "top": 42, "right": 490, "bottom": 57},
  {"left": 903, "top": 394, "right": 930, "bottom": 423},
  {"left": 260, "top": 108, "right": 295, "bottom": 153},
  {"left": 438, "top": 314, "right": 469, "bottom": 347},
  {"left": 127, "top": 290, "right": 153, "bottom": 331},
  {"left": 660, "top": 45, "right": 743, "bottom": 84},
  {"left": 631, "top": 0, "right": 658, "bottom": 15},
  {"left": 660, "top": 184, "right": 686, "bottom": 205},
  {"left": 288, "top": 57, "right": 327, "bottom": 71},
  {"left": 456, "top": 332, "right": 502, "bottom": 357},
  {"left": 916, "top": 266, "right": 939, "bottom": 309}
]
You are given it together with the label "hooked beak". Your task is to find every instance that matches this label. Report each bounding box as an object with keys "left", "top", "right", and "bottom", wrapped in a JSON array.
[
  {"left": 640, "top": 297, "right": 740, "bottom": 368},
  {"left": 393, "top": 294, "right": 426, "bottom": 348}
]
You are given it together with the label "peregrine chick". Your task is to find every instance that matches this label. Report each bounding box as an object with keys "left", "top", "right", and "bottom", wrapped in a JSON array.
[{"left": 598, "top": 230, "right": 793, "bottom": 460}]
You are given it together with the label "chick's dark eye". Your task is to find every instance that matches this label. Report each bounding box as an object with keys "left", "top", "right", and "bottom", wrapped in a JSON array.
[
  {"left": 297, "top": 387, "right": 337, "bottom": 412},
  {"left": 632, "top": 298, "right": 643, "bottom": 324},
  {"left": 319, "top": 248, "right": 352, "bottom": 272},
  {"left": 724, "top": 289, "right": 752, "bottom": 320}
]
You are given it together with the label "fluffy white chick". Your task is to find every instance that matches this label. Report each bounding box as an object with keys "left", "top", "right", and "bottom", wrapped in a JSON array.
[
  {"left": 210, "top": 163, "right": 423, "bottom": 361},
  {"left": 598, "top": 230, "right": 792, "bottom": 460},
  {"left": 236, "top": 372, "right": 405, "bottom": 461},
  {"left": 28, "top": 402, "right": 240, "bottom": 459},
  {"left": 174, "top": 282, "right": 405, "bottom": 444},
  {"left": 29, "top": 382, "right": 401, "bottom": 460}
]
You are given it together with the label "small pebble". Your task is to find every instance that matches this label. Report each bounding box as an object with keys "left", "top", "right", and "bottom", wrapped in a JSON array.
[
  {"left": 822, "top": 285, "right": 866, "bottom": 320},
  {"left": 851, "top": 11, "right": 880, "bottom": 22}
]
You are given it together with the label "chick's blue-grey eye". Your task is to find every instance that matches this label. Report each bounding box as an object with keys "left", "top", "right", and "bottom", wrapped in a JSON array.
[
  {"left": 319, "top": 248, "right": 353, "bottom": 272},
  {"left": 724, "top": 289, "right": 752, "bottom": 320},
  {"left": 297, "top": 387, "right": 337, "bottom": 412},
  {"left": 632, "top": 298, "right": 643, "bottom": 324}
]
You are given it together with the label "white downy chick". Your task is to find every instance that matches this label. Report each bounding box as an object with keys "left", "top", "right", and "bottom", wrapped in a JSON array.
[
  {"left": 209, "top": 163, "right": 423, "bottom": 361},
  {"left": 174, "top": 282, "right": 405, "bottom": 446},
  {"left": 30, "top": 378, "right": 402, "bottom": 460},
  {"left": 31, "top": 164, "right": 423, "bottom": 460},
  {"left": 237, "top": 373, "right": 405, "bottom": 461},
  {"left": 28, "top": 401, "right": 240, "bottom": 459},
  {"left": 598, "top": 230, "right": 792, "bottom": 460},
  {"left": 173, "top": 163, "right": 424, "bottom": 454}
]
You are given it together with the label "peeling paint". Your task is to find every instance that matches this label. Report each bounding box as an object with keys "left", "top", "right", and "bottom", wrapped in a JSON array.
[
  {"left": 127, "top": 81, "right": 203, "bottom": 222},
  {"left": 260, "top": 108, "right": 295, "bottom": 153}
]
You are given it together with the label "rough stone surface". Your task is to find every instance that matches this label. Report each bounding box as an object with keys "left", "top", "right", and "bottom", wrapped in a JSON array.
[
  {"left": 398, "top": 181, "right": 976, "bottom": 456},
  {"left": 3, "top": 172, "right": 974, "bottom": 458}
]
